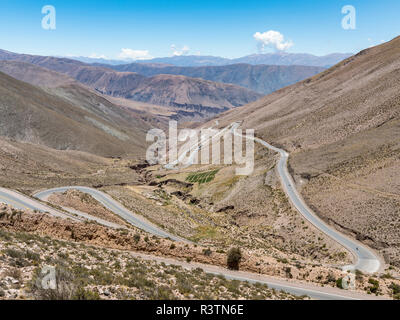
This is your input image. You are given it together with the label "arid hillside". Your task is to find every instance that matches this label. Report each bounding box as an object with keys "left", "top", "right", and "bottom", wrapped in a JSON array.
[
  {"left": 0, "top": 60, "right": 75, "bottom": 87},
  {"left": 125, "top": 74, "right": 262, "bottom": 113},
  {"left": 0, "top": 136, "right": 144, "bottom": 193},
  {"left": 214, "top": 36, "right": 400, "bottom": 266},
  {"left": 0, "top": 60, "right": 174, "bottom": 129},
  {"left": 0, "top": 70, "right": 149, "bottom": 157}
]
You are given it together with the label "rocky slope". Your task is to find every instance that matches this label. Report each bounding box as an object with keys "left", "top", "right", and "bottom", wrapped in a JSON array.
[
  {"left": 0, "top": 136, "right": 145, "bottom": 193},
  {"left": 0, "top": 60, "right": 75, "bottom": 87},
  {"left": 0, "top": 208, "right": 301, "bottom": 300},
  {"left": 213, "top": 36, "right": 400, "bottom": 266},
  {"left": 0, "top": 70, "right": 149, "bottom": 157}
]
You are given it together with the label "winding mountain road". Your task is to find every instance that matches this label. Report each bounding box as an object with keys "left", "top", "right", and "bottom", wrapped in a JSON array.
[
  {"left": 0, "top": 122, "right": 383, "bottom": 299},
  {"left": 0, "top": 186, "right": 383, "bottom": 299},
  {"left": 230, "top": 122, "right": 381, "bottom": 273},
  {"left": 130, "top": 252, "right": 386, "bottom": 300},
  {"left": 163, "top": 122, "right": 381, "bottom": 273},
  {"left": 0, "top": 187, "right": 81, "bottom": 222},
  {"left": 33, "top": 186, "right": 184, "bottom": 242}
]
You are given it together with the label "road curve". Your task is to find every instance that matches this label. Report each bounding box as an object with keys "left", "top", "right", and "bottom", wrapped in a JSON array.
[
  {"left": 232, "top": 123, "right": 381, "bottom": 274},
  {"left": 0, "top": 185, "right": 384, "bottom": 299},
  {"left": 0, "top": 187, "right": 81, "bottom": 222},
  {"left": 0, "top": 123, "right": 382, "bottom": 297},
  {"left": 132, "top": 252, "right": 386, "bottom": 300},
  {"left": 33, "top": 186, "right": 185, "bottom": 242},
  {"left": 164, "top": 122, "right": 381, "bottom": 272}
]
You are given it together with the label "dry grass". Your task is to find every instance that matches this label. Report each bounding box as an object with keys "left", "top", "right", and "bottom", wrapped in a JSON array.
[{"left": 212, "top": 36, "right": 400, "bottom": 267}]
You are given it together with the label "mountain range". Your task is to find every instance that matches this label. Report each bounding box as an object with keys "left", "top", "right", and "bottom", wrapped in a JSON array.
[
  {"left": 102, "top": 63, "right": 325, "bottom": 95},
  {"left": 1, "top": 31, "right": 400, "bottom": 299},
  {"left": 0, "top": 49, "right": 262, "bottom": 119},
  {"left": 73, "top": 52, "right": 352, "bottom": 68},
  {"left": 214, "top": 36, "right": 400, "bottom": 266}
]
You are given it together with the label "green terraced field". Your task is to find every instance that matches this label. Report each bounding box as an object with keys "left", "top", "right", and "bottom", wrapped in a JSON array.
[{"left": 186, "top": 169, "right": 219, "bottom": 184}]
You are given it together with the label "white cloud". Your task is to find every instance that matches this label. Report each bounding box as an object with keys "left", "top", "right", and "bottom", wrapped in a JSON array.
[
  {"left": 117, "top": 48, "right": 153, "bottom": 60},
  {"left": 253, "top": 30, "right": 293, "bottom": 52},
  {"left": 88, "top": 53, "right": 108, "bottom": 59},
  {"left": 171, "top": 44, "right": 190, "bottom": 56}
]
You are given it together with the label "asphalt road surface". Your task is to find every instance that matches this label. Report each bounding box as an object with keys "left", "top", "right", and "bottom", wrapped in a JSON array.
[
  {"left": 33, "top": 186, "right": 184, "bottom": 242},
  {"left": 232, "top": 123, "right": 381, "bottom": 274},
  {"left": 0, "top": 185, "right": 384, "bottom": 299}
]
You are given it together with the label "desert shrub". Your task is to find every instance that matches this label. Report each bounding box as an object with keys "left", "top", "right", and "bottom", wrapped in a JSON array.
[
  {"left": 30, "top": 260, "right": 102, "bottom": 301},
  {"left": 4, "top": 248, "right": 30, "bottom": 267},
  {"left": 57, "top": 252, "right": 69, "bottom": 260},
  {"left": 148, "top": 286, "right": 174, "bottom": 300},
  {"left": 31, "top": 266, "right": 77, "bottom": 300},
  {"left": 227, "top": 247, "right": 242, "bottom": 270},
  {"left": 326, "top": 273, "right": 336, "bottom": 283},
  {"left": 25, "top": 250, "right": 41, "bottom": 264},
  {"left": 0, "top": 229, "right": 12, "bottom": 241},
  {"left": 203, "top": 248, "right": 212, "bottom": 256},
  {"left": 133, "top": 234, "right": 141, "bottom": 243},
  {"left": 355, "top": 269, "right": 364, "bottom": 282},
  {"left": 176, "top": 274, "right": 193, "bottom": 295},
  {"left": 225, "top": 280, "right": 240, "bottom": 295},
  {"left": 368, "top": 278, "right": 380, "bottom": 294},
  {"left": 90, "top": 267, "right": 114, "bottom": 285},
  {"left": 277, "top": 257, "right": 288, "bottom": 264},
  {"left": 72, "top": 287, "right": 101, "bottom": 300},
  {"left": 4, "top": 248, "right": 24, "bottom": 259},
  {"left": 389, "top": 282, "right": 400, "bottom": 296},
  {"left": 5, "top": 267, "right": 22, "bottom": 281},
  {"left": 284, "top": 267, "right": 293, "bottom": 279},
  {"left": 336, "top": 278, "right": 344, "bottom": 289}
]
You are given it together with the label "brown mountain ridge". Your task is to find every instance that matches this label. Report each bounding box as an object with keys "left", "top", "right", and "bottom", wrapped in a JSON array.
[
  {"left": 0, "top": 49, "right": 262, "bottom": 119},
  {"left": 214, "top": 36, "right": 400, "bottom": 266}
]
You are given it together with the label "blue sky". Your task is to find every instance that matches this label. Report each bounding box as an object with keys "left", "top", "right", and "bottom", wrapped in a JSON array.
[{"left": 0, "top": 0, "right": 399, "bottom": 60}]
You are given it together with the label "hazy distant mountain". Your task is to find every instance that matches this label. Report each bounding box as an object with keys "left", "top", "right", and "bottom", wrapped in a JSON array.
[
  {"left": 107, "top": 63, "right": 325, "bottom": 95},
  {"left": 133, "top": 55, "right": 231, "bottom": 67},
  {"left": 127, "top": 52, "right": 352, "bottom": 67},
  {"left": 69, "top": 52, "right": 352, "bottom": 68},
  {"left": 68, "top": 56, "right": 129, "bottom": 65},
  {"left": 234, "top": 52, "right": 353, "bottom": 68}
]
